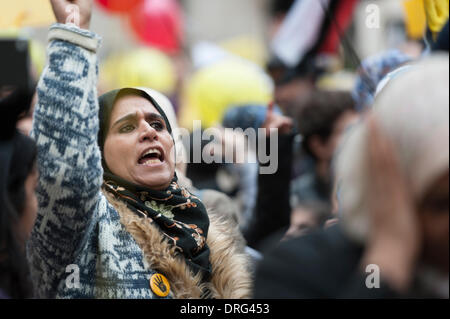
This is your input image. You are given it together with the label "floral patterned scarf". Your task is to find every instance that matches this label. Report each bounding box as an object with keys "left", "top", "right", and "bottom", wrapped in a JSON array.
[{"left": 99, "top": 88, "right": 211, "bottom": 278}]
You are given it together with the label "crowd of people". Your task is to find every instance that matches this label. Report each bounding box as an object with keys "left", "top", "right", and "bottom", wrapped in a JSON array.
[{"left": 0, "top": 0, "right": 449, "bottom": 300}]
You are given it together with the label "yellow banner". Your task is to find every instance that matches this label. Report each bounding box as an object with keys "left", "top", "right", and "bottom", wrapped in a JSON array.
[
  {"left": 424, "top": 0, "right": 449, "bottom": 35},
  {"left": 403, "top": 0, "right": 427, "bottom": 39},
  {"left": 0, "top": 0, "right": 54, "bottom": 29}
]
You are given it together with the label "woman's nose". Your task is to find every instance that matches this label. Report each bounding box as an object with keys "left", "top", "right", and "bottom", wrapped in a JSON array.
[{"left": 139, "top": 121, "right": 158, "bottom": 143}]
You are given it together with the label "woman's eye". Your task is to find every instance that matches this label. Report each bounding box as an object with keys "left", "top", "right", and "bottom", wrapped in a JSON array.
[
  {"left": 150, "top": 121, "right": 164, "bottom": 131},
  {"left": 119, "top": 124, "right": 135, "bottom": 133}
]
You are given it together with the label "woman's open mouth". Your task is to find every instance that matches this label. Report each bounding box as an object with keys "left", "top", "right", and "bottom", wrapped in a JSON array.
[{"left": 138, "top": 147, "right": 164, "bottom": 166}]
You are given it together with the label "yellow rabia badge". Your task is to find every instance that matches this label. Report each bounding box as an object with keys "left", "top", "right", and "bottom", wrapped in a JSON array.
[{"left": 150, "top": 273, "right": 170, "bottom": 297}]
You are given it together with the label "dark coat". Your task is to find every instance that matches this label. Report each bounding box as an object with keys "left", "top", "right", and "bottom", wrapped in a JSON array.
[
  {"left": 254, "top": 225, "right": 399, "bottom": 299},
  {"left": 0, "top": 288, "right": 9, "bottom": 299},
  {"left": 244, "top": 134, "right": 295, "bottom": 250}
]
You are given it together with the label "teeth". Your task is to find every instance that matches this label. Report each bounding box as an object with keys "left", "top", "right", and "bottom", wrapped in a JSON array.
[
  {"left": 144, "top": 159, "right": 160, "bottom": 165},
  {"left": 143, "top": 148, "right": 161, "bottom": 157},
  {"left": 139, "top": 148, "right": 163, "bottom": 165}
]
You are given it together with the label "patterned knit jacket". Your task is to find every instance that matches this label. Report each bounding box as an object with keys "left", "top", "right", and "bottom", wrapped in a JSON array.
[{"left": 27, "top": 24, "right": 252, "bottom": 299}]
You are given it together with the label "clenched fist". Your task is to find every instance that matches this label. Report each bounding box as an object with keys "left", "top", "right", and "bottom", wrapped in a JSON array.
[{"left": 50, "top": 0, "right": 93, "bottom": 30}]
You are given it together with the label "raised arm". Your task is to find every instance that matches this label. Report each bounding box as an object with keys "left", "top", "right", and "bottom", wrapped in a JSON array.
[
  {"left": 244, "top": 105, "right": 294, "bottom": 250},
  {"left": 27, "top": 0, "right": 103, "bottom": 298}
]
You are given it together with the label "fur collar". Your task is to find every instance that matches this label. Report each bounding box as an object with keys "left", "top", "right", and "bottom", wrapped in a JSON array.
[{"left": 103, "top": 191, "right": 253, "bottom": 299}]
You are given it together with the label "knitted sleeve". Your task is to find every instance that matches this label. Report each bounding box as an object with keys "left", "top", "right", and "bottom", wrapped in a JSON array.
[{"left": 28, "top": 23, "right": 103, "bottom": 298}]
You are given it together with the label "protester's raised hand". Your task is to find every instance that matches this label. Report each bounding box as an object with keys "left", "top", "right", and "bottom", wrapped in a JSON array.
[
  {"left": 262, "top": 102, "right": 293, "bottom": 136},
  {"left": 362, "top": 117, "right": 420, "bottom": 293},
  {"left": 50, "top": 0, "right": 93, "bottom": 30}
]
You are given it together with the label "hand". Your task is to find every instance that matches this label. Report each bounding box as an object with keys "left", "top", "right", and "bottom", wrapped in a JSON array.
[
  {"left": 262, "top": 102, "right": 293, "bottom": 136},
  {"left": 362, "top": 117, "right": 420, "bottom": 293},
  {"left": 50, "top": 0, "right": 93, "bottom": 30}
]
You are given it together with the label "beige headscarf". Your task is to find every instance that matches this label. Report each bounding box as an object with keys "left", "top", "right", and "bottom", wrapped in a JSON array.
[{"left": 336, "top": 55, "right": 449, "bottom": 244}]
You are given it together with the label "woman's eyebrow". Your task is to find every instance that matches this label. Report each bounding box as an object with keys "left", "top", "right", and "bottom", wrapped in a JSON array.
[
  {"left": 112, "top": 112, "right": 165, "bottom": 129},
  {"left": 112, "top": 113, "right": 137, "bottom": 129},
  {"left": 145, "top": 112, "right": 165, "bottom": 123}
]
